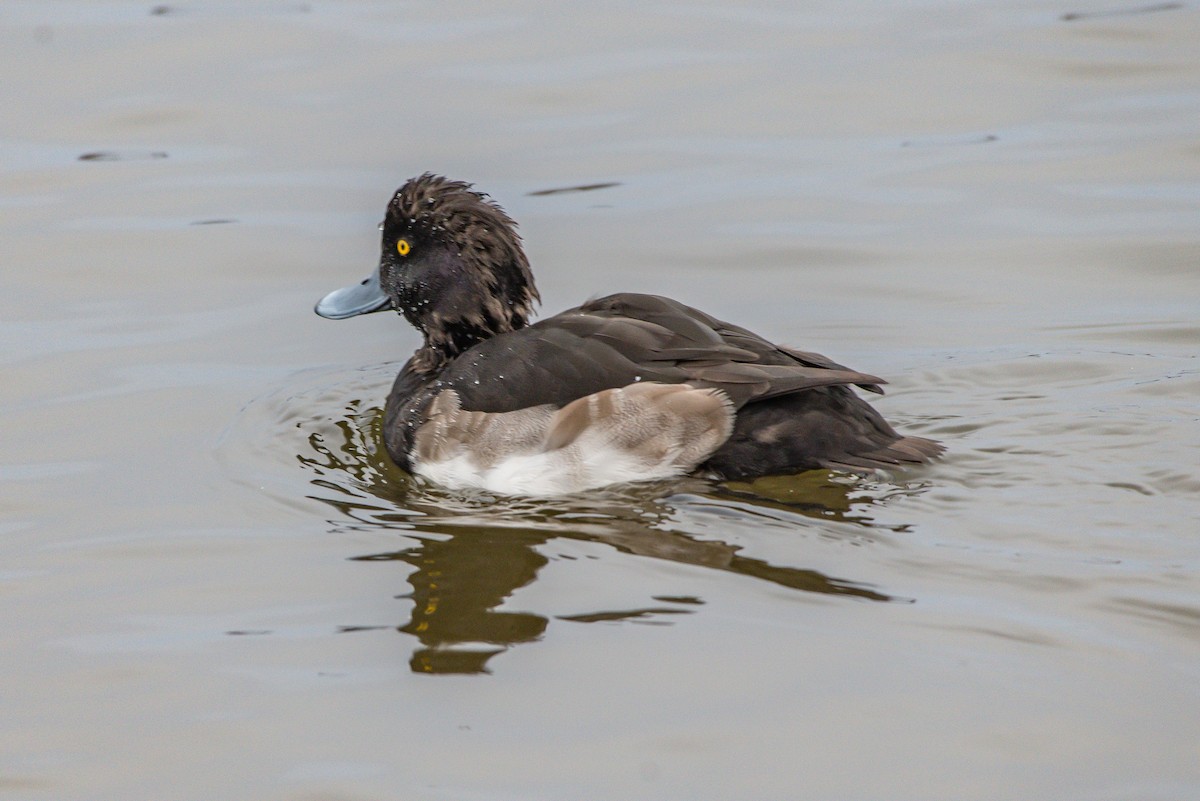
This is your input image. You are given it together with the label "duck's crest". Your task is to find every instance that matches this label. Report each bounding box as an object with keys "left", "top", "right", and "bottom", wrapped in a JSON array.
[{"left": 388, "top": 173, "right": 540, "bottom": 339}]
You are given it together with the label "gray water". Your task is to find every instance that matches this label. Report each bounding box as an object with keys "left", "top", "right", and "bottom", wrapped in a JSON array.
[{"left": 2, "top": 2, "right": 1199, "bottom": 800}]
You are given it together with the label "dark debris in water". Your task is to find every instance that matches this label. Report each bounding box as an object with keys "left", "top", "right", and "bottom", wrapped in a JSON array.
[
  {"left": 527, "top": 182, "right": 621, "bottom": 197},
  {"left": 78, "top": 150, "right": 169, "bottom": 162},
  {"left": 151, "top": 2, "right": 310, "bottom": 14},
  {"left": 557, "top": 607, "right": 694, "bottom": 624},
  {"left": 901, "top": 134, "right": 998, "bottom": 148},
  {"left": 190, "top": 218, "right": 238, "bottom": 226},
  {"left": 652, "top": 595, "right": 704, "bottom": 605},
  {"left": 1061, "top": 2, "right": 1182, "bottom": 21},
  {"left": 337, "top": 624, "right": 394, "bottom": 633}
]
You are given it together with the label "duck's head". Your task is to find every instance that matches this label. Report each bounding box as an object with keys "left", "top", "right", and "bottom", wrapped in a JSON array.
[{"left": 316, "top": 173, "right": 540, "bottom": 373}]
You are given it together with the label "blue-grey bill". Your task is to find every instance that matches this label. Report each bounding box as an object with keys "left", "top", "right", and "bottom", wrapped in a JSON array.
[{"left": 314, "top": 266, "right": 390, "bottom": 319}]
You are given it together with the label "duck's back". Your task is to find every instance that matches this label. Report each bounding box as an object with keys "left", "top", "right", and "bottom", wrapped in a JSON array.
[{"left": 382, "top": 293, "right": 941, "bottom": 480}]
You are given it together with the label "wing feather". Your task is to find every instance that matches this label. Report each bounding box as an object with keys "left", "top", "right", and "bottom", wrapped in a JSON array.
[{"left": 432, "top": 293, "right": 888, "bottom": 413}]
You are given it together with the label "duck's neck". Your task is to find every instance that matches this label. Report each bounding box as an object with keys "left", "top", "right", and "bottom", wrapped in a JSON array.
[{"left": 410, "top": 313, "right": 524, "bottom": 375}]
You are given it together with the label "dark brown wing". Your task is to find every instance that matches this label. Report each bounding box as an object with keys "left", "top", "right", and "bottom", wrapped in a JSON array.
[{"left": 436, "top": 293, "right": 885, "bottom": 412}]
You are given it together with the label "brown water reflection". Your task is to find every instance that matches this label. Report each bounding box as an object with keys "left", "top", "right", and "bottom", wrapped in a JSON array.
[
  {"left": 293, "top": 391, "right": 905, "bottom": 674},
  {"left": 357, "top": 530, "right": 550, "bottom": 675}
]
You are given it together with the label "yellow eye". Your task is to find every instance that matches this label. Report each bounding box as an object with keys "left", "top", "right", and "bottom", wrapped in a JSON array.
[{"left": 396, "top": 238, "right": 411, "bottom": 256}]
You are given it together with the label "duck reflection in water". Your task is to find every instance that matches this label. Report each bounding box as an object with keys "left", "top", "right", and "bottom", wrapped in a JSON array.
[{"left": 301, "top": 404, "right": 913, "bottom": 675}]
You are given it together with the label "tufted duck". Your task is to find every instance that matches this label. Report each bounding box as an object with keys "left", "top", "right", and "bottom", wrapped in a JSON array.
[{"left": 316, "top": 174, "right": 942, "bottom": 494}]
